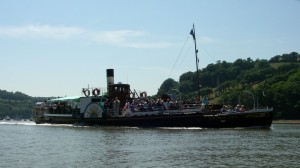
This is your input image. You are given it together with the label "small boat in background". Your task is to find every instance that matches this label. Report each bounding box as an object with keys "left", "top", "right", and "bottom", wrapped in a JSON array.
[{"left": 4, "top": 116, "right": 12, "bottom": 121}]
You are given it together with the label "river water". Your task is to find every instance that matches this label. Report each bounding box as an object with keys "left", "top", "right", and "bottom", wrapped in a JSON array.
[{"left": 0, "top": 120, "right": 299, "bottom": 168}]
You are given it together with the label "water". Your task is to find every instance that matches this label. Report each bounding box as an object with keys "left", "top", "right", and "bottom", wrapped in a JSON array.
[{"left": 0, "top": 121, "right": 299, "bottom": 168}]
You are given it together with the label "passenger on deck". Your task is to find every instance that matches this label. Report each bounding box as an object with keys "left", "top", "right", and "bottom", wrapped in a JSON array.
[
  {"left": 148, "top": 99, "right": 154, "bottom": 111},
  {"left": 104, "top": 99, "right": 109, "bottom": 109},
  {"left": 130, "top": 100, "right": 136, "bottom": 112},
  {"left": 221, "top": 105, "right": 227, "bottom": 112},
  {"left": 123, "top": 99, "right": 130, "bottom": 111},
  {"left": 202, "top": 97, "right": 209, "bottom": 105},
  {"left": 240, "top": 105, "right": 246, "bottom": 112},
  {"left": 138, "top": 100, "right": 146, "bottom": 111},
  {"left": 113, "top": 97, "right": 120, "bottom": 116},
  {"left": 164, "top": 99, "right": 171, "bottom": 110},
  {"left": 235, "top": 104, "right": 240, "bottom": 112},
  {"left": 154, "top": 99, "right": 163, "bottom": 110}
]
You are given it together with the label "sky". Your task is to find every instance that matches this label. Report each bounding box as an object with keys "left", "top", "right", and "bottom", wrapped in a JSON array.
[{"left": 0, "top": 0, "right": 299, "bottom": 97}]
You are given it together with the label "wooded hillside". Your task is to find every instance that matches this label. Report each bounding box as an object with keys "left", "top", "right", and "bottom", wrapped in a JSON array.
[{"left": 0, "top": 90, "right": 45, "bottom": 119}]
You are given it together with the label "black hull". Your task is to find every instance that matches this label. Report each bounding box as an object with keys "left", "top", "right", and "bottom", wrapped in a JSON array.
[{"left": 35, "top": 111, "right": 273, "bottom": 128}]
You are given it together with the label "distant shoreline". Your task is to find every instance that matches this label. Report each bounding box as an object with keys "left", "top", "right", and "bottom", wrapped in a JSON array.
[{"left": 273, "top": 120, "right": 300, "bottom": 124}]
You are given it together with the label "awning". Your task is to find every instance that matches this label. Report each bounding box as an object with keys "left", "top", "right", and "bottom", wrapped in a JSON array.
[{"left": 50, "top": 96, "right": 81, "bottom": 103}]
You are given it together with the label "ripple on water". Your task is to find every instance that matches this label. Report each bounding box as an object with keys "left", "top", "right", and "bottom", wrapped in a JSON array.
[{"left": 0, "top": 122, "right": 300, "bottom": 167}]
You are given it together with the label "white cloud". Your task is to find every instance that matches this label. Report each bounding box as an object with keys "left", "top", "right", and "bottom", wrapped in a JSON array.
[
  {"left": 0, "top": 24, "right": 171, "bottom": 48},
  {"left": 0, "top": 25, "right": 85, "bottom": 39},
  {"left": 94, "top": 30, "right": 145, "bottom": 44},
  {"left": 198, "top": 36, "right": 216, "bottom": 44},
  {"left": 92, "top": 30, "right": 171, "bottom": 48},
  {"left": 124, "top": 42, "right": 171, "bottom": 49}
]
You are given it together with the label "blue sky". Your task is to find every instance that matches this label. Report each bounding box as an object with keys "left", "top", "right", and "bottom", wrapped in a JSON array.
[{"left": 0, "top": 0, "right": 299, "bottom": 97}]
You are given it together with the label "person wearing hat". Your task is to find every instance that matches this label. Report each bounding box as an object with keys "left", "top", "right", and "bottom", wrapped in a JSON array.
[
  {"left": 240, "top": 105, "right": 246, "bottom": 112},
  {"left": 235, "top": 104, "right": 240, "bottom": 112},
  {"left": 221, "top": 105, "right": 227, "bottom": 112}
]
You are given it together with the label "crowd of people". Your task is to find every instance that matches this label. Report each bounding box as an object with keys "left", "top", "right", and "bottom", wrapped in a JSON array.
[
  {"left": 221, "top": 104, "right": 246, "bottom": 112},
  {"left": 104, "top": 97, "right": 181, "bottom": 114},
  {"left": 103, "top": 96, "right": 248, "bottom": 116},
  {"left": 123, "top": 98, "right": 182, "bottom": 112}
]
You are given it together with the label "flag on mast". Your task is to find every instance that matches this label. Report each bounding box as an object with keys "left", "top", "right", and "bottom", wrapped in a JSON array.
[
  {"left": 190, "top": 23, "right": 196, "bottom": 40},
  {"left": 190, "top": 29, "right": 195, "bottom": 40}
]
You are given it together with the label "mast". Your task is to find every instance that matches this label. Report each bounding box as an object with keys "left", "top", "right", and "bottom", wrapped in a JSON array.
[{"left": 190, "top": 23, "right": 201, "bottom": 101}]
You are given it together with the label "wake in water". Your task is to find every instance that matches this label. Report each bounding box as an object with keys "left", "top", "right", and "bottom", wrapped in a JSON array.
[
  {"left": 158, "top": 127, "right": 204, "bottom": 130},
  {"left": 0, "top": 120, "right": 73, "bottom": 127},
  {"left": 0, "top": 120, "right": 272, "bottom": 131},
  {"left": 0, "top": 120, "right": 36, "bottom": 126}
]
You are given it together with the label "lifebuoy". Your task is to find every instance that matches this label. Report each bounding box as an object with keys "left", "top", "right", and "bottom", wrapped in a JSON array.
[
  {"left": 130, "top": 92, "right": 135, "bottom": 98},
  {"left": 140, "top": 92, "right": 147, "bottom": 97},
  {"left": 92, "top": 88, "right": 100, "bottom": 96},
  {"left": 83, "top": 89, "right": 90, "bottom": 97}
]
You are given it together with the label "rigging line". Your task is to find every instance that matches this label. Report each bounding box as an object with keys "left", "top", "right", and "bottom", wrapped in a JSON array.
[
  {"left": 200, "top": 44, "right": 217, "bottom": 65},
  {"left": 173, "top": 43, "right": 193, "bottom": 77},
  {"left": 168, "top": 35, "right": 190, "bottom": 78}
]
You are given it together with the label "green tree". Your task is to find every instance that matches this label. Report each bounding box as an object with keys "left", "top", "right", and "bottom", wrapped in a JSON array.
[{"left": 157, "top": 78, "right": 179, "bottom": 95}]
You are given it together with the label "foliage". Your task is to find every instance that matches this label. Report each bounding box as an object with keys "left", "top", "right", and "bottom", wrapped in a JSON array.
[
  {"left": 157, "top": 78, "right": 179, "bottom": 96},
  {"left": 0, "top": 89, "right": 47, "bottom": 119}
]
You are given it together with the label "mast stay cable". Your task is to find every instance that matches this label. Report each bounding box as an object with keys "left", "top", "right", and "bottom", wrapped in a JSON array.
[{"left": 168, "top": 35, "right": 190, "bottom": 78}]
